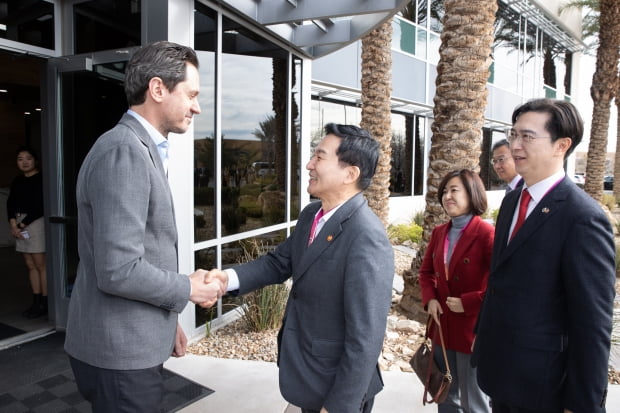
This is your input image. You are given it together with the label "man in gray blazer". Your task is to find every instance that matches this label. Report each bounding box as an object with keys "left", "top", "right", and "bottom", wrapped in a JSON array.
[
  {"left": 64, "top": 41, "right": 224, "bottom": 412},
  {"left": 212, "top": 123, "right": 394, "bottom": 413}
]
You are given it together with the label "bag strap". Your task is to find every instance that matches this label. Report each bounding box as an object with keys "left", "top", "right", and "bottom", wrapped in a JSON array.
[{"left": 422, "top": 315, "right": 452, "bottom": 405}]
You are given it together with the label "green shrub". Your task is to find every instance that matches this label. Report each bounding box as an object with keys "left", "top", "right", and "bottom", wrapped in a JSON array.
[
  {"left": 388, "top": 222, "right": 423, "bottom": 244},
  {"left": 239, "top": 196, "right": 263, "bottom": 218},
  {"left": 484, "top": 208, "right": 499, "bottom": 223},
  {"left": 222, "top": 206, "right": 246, "bottom": 233},
  {"left": 602, "top": 193, "right": 616, "bottom": 211},
  {"left": 238, "top": 239, "right": 289, "bottom": 332},
  {"left": 240, "top": 184, "right": 262, "bottom": 197},
  {"left": 413, "top": 211, "right": 424, "bottom": 226}
]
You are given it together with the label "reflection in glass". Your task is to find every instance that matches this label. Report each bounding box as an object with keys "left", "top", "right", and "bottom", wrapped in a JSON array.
[
  {"left": 290, "top": 57, "right": 302, "bottom": 220},
  {"left": 416, "top": 27, "right": 428, "bottom": 60},
  {"left": 392, "top": 18, "right": 416, "bottom": 56},
  {"left": 74, "top": 1, "right": 140, "bottom": 53},
  {"left": 220, "top": 16, "right": 288, "bottom": 236},
  {"left": 194, "top": 247, "right": 217, "bottom": 327},
  {"left": 219, "top": 230, "right": 288, "bottom": 316},
  {"left": 193, "top": 5, "right": 217, "bottom": 243},
  {"left": 413, "top": 116, "right": 425, "bottom": 196},
  {"left": 0, "top": 0, "right": 54, "bottom": 49},
  {"left": 390, "top": 114, "right": 410, "bottom": 196}
]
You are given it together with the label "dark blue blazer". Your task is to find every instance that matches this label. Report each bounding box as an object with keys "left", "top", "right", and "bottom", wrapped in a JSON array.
[{"left": 473, "top": 177, "right": 616, "bottom": 412}]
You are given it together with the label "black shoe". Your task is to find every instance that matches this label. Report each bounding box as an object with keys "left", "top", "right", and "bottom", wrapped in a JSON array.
[
  {"left": 22, "top": 294, "right": 41, "bottom": 318},
  {"left": 22, "top": 305, "right": 35, "bottom": 318},
  {"left": 27, "top": 296, "right": 48, "bottom": 319}
]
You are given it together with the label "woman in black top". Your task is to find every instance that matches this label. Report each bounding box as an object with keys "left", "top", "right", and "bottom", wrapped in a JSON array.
[{"left": 7, "top": 146, "right": 47, "bottom": 318}]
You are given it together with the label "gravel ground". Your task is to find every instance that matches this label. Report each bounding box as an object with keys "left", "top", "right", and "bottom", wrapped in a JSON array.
[{"left": 187, "top": 245, "right": 620, "bottom": 383}]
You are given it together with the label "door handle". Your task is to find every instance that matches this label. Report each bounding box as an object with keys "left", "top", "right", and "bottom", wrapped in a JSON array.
[{"left": 49, "top": 216, "right": 77, "bottom": 224}]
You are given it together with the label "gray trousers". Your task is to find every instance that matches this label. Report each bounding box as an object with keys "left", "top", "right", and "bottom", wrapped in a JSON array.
[{"left": 433, "top": 346, "right": 491, "bottom": 413}]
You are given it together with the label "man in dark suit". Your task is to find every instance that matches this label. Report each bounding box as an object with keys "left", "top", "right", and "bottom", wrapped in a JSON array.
[
  {"left": 64, "top": 41, "right": 224, "bottom": 412},
  {"left": 491, "top": 139, "right": 521, "bottom": 193},
  {"left": 473, "top": 98, "right": 616, "bottom": 413},
  {"left": 212, "top": 124, "right": 394, "bottom": 413}
]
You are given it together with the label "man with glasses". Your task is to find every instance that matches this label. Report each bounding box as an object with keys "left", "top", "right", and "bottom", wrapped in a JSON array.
[
  {"left": 491, "top": 139, "right": 521, "bottom": 193},
  {"left": 473, "top": 99, "right": 615, "bottom": 413}
]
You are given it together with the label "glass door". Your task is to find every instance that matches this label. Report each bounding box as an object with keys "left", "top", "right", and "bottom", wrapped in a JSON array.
[{"left": 43, "top": 50, "right": 133, "bottom": 328}]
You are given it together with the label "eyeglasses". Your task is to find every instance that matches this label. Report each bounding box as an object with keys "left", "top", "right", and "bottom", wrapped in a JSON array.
[
  {"left": 491, "top": 156, "right": 511, "bottom": 165},
  {"left": 506, "top": 129, "right": 551, "bottom": 144}
]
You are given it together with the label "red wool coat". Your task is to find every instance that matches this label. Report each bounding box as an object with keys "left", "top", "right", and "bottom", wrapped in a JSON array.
[{"left": 419, "top": 215, "right": 494, "bottom": 354}]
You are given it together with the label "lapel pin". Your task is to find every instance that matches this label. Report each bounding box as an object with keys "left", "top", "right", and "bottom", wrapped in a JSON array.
[
  {"left": 327, "top": 235, "right": 333, "bottom": 242},
  {"left": 463, "top": 258, "right": 470, "bottom": 264},
  {"left": 542, "top": 207, "right": 550, "bottom": 213}
]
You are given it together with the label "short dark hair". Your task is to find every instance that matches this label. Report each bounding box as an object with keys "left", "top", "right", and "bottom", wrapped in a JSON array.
[
  {"left": 492, "top": 139, "right": 509, "bottom": 152},
  {"left": 437, "top": 169, "right": 488, "bottom": 216},
  {"left": 511, "top": 98, "right": 583, "bottom": 158},
  {"left": 125, "top": 41, "right": 199, "bottom": 106},
  {"left": 16, "top": 145, "right": 39, "bottom": 162},
  {"left": 324, "top": 123, "right": 379, "bottom": 190}
]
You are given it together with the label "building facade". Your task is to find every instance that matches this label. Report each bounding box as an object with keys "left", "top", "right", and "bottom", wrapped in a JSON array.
[{"left": 0, "top": 0, "right": 582, "bottom": 343}]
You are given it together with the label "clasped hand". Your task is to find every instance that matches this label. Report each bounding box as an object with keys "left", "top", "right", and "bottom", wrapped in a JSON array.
[{"left": 188, "top": 269, "right": 229, "bottom": 308}]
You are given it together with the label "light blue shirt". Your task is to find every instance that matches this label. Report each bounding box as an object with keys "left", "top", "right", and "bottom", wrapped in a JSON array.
[{"left": 127, "top": 109, "right": 169, "bottom": 174}]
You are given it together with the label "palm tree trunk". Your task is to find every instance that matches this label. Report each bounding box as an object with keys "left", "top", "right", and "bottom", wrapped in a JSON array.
[
  {"left": 584, "top": 0, "right": 620, "bottom": 201},
  {"left": 613, "top": 74, "right": 620, "bottom": 201},
  {"left": 400, "top": 0, "right": 497, "bottom": 320},
  {"left": 360, "top": 21, "right": 394, "bottom": 228}
]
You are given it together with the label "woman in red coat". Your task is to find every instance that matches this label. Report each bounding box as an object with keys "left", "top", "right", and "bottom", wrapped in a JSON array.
[{"left": 419, "top": 169, "right": 494, "bottom": 412}]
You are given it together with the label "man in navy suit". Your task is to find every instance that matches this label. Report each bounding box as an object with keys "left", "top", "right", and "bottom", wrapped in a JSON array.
[
  {"left": 473, "top": 99, "right": 616, "bottom": 413},
  {"left": 212, "top": 124, "right": 394, "bottom": 413}
]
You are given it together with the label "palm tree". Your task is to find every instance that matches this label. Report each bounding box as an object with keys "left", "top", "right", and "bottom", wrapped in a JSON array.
[
  {"left": 615, "top": 78, "right": 620, "bottom": 200},
  {"left": 583, "top": 0, "right": 620, "bottom": 201},
  {"left": 360, "top": 20, "right": 394, "bottom": 227},
  {"left": 399, "top": 0, "right": 498, "bottom": 320}
]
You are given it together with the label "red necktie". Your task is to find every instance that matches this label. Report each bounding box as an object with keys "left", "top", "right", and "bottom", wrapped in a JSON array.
[
  {"left": 308, "top": 209, "right": 324, "bottom": 245},
  {"left": 510, "top": 188, "right": 531, "bottom": 241}
]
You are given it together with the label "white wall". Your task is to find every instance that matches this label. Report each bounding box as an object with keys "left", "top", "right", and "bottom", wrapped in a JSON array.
[{"left": 387, "top": 190, "right": 506, "bottom": 225}]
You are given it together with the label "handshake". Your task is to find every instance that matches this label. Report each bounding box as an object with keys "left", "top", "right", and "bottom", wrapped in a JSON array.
[{"left": 188, "top": 269, "right": 229, "bottom": 308}]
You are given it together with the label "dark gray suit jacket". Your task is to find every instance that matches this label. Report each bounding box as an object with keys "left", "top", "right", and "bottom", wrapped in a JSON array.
[
  {"left": 65, "top": 113, "right": 191, "bottom": 370},
  {"left": 234, "top": 192, "right": 394, "bottom": 413},
  {"left": 473, "top": 177, "right": 616, "bottom": 412}
]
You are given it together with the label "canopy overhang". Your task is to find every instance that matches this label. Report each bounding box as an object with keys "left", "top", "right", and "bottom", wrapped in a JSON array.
[{"left": 219, "top": 0, "right": 411, "bottom": 59}]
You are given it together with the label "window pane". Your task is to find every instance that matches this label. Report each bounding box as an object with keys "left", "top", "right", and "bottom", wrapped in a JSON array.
[
  {"left": 290, "top": 56, "right": 303, "bottom": 221},
  {"left": 74, "top": 1, "right": 140, "bottom": 53},
  {"left": 220, "top": 16, "right": 288, "bottom": 236},
  {"left": 194, "top": 5, "right": 217, "bottom": 243},
  {"left": 392, "top": 18, "right": 416, "bottom": 55},
  {"left": 194, "top": 247, "right": 217, "bottom": 327},
  {"left": 220, "top": 230, "right": 289, "bottom": 316},
  {"left": 390, "top": 114, "right": 410, "bottom": 196},
  {"left": 0, "top": 0, "right": 54, "bottom": 49}
]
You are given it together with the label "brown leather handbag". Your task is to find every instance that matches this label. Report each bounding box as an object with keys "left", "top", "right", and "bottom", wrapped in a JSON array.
[{"left": 409, "top": 316, "right": 452, "bottom": 405}]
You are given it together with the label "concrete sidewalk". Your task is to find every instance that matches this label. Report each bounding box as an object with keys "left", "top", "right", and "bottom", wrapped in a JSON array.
[{"left": 165, "top": 355, "right": 620, "bottom": 412}]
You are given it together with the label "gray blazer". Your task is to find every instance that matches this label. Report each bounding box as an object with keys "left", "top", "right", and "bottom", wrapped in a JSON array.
[
  {"left": 234, "top": 192, "right": 394, "bottom": 413},
  {"left": 65, "top": 113, "right": 191, "bottom": 370}
]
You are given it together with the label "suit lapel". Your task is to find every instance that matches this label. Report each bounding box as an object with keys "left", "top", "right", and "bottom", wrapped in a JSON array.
[
  {"left": 448, "top": 216, "right": 480, "bottom": 275},
  {"left": 294, "top": 193, "right": 365, "bottom": 283},
  {"left": 495, "top": 180, "right": 568, "bottom": 267}
]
